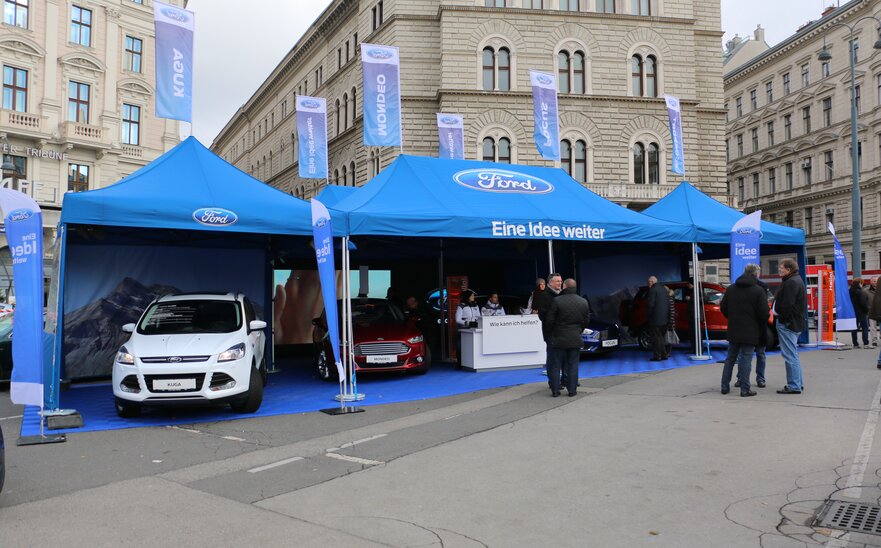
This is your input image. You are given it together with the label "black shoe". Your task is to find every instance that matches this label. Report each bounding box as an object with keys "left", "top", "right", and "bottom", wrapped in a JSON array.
[
  {"left": 552, "top": 391, "right": 560, "bottom": 397},
  {"left": 721, "top": 388, "right": 730, "bottom": 395},
  {"left": 734, "top": 380, "right": 741, "bottom": 388},
  {"left": 741, "top": 391, "right": 757, "bottom": 397},
  {"left": 568, "top": 392, "right": 577, "bottom": 397},
  {"left": 877, "top": 363, "right": 881, "bottom": 369},
  {"left": 776, "top": 386, "right": 802, "bottom": 394},
  {"left": 757, "top": 380, "right": 766, "bottom": 388}
]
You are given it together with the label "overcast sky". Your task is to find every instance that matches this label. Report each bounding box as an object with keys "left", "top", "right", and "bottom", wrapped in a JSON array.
[{"left": 185, "top": 0, "right": 832, "bottom": 146}]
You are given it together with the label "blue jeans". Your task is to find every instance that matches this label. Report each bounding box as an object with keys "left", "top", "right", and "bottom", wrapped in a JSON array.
[
  {"left": 721, "top": 342, "right": 755, "bottom": 394},
  {"left": 777, "top": 323, "right": 802, "bottom": 391},
  {"left": 755, "top": 345, "right": 766, "bottom": 383}
]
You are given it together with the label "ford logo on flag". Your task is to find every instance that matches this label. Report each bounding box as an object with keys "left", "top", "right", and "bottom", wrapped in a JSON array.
[
  {"left": 734, "top": 226, "right": 763, "bottom": 237},
  {"left": 367, "top": 48, "right": 393, "bottom": 60},
  {"left": 161, "top": 7, "right": 189, "bottom": 22},
  {"left": 300, "top": 99, "right": 321, "bottom": 109},
  {"left": 440, "top": 116, "right": 460, "bottom": 125},
  {"left": 453, "top": 169, "right": 554, "bottom": 194},
  {"left": 193, "top": 208, "right": 238, "bottom": 227},
  {"left": 536, "top": 74, "right": 553, "bottom": 86},
  {"left": 315, "top": 218, "right": 326, "bottom": 228},
  {"left": 7, "top": 209, "right": 32, "bottom": 222}
]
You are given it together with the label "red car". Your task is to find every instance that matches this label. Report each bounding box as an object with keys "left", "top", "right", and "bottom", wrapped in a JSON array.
[
  {"left": 312, "top": 299, "right": 430, "bottom": 381},
  {"left": 621, "top": 281, "right": 777, "bottom": 349}
]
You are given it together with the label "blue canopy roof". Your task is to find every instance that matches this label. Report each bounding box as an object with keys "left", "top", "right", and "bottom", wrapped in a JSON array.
[
  {"left": 315, "top": 184, "right": 359, "bottom": 208},
  {"left": 60, "top": 136, "right": 317, "bottom": 236},
  {"left": 331, "top": 155, "right": 693, "bottom": 243},
  {"left": 641, "top": 182, "right": 805, "bottom": 246}
]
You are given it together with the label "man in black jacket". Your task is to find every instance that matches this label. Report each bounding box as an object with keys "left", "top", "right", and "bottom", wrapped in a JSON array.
[
  {"left": 545, "top": 279, "right": 591, "bottom": 397},
  {"left": 849, "top": 277, "right": 870, "bottom": 348},
  {"left": 533, "top": 273, "right": 562, "bottom": 384},
  {"left": 720, "top": 264, "right": 770, "bottom": 397},
  {"left": 774, "top": 258, "right": 807, "bottom": 394},
  {"left": 645, "top": 276, "right": 669, "bottom": 362}
]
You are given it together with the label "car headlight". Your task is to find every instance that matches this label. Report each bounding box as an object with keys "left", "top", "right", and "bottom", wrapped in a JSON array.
[
  {"left": 582, "top": 329, "right": 595, "bottom": 336},
  {"left": 116, "top": 346, "right": 135, "bottom": 365},
  {"left": 218, "top": 343, "right": 246, "bottom": 362},
  {"left": 407, "top": 335, "right": 424, "bottom": 344}
]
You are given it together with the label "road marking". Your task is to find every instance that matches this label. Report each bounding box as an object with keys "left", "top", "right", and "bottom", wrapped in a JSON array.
[
  {"left": 167, "top": 425, "right": 202, "bottom": 435},
  {"left": 443, "top": 414, "right": 463, "bottom": 421},
  {"left": 327, "top": 433, "right": 386, "bottom": 452},
  {"left": 247, "top": 456, "right": 304, "bottom": 473},
  {"left": 221, "top": 435, "right": 247, "bottom": 442},
  {"left": 325, "top": 452, "right": 384, "bottom": 466},
  {"left": 840, "top": 374, "right": 881, "bottom": 499},
  {"left": 0, "top": 415, "right": 23, "bottom": 421}
]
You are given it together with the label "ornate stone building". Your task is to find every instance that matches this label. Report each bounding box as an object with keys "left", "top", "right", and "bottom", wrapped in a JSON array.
[
  {"left": 0, "top": 0, "right": 183, "bottom": 292},
  {"left": 212, "top": 0, "right": 726, "bottom": 212},
  {"left": 725, "top": 0, "right": 881, "bottom": 272}
]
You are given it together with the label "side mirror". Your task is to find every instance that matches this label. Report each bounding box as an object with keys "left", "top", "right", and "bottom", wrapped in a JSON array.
[
  {"left": 249, "top": 320, "right": 267, "bottom": 331},
  {"left": 122, "top": 323, "right": 135, "bottom": 333}
]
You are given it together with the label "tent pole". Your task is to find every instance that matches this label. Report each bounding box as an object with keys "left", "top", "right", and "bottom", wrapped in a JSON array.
[
  {"left": 548, "top": 240, "right": 555, "bottom": 275},
  {"left": 341, "top": 236, "right": 350, "bottom": 399},
  {"left": 689, "top": 243, "right": 711, "bottom": 361},
  {"left": 438, "top": 238, "right": 446, "bottom": 361}
]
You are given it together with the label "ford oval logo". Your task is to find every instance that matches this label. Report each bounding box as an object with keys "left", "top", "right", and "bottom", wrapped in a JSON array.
[
  {"left": 315, "top": 218, "right": 326, "bottom": 228},
  {"left": 193, "top": 208, "right": 238, "bottom": 227},
  {"left": 440, "top": 116, "right": 460, "bottom": 125},
  {"left": 453, "top": 169, "right": 554, "bottom": 195},
  {"left": 161, "top": 7, "right": 189, "bottom": 23},
  {"left": 7, "top": 209, "right": 32, "bottom": 222},
  {"left": 536, "top": 74, "right": 553, "bottom": 86},
  {"left": 367, "top": 48, "right": 393, "bottom": 60},
  {"left": 167, "top": 356, "right": 182, "bottom": 363},
  {"left": 300, "top": 99, "right": 321, "bottom": 109}
]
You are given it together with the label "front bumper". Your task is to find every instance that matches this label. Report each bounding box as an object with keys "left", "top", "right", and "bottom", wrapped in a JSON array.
[{"left": 112, "top": 356, "right": 250, "bottom": 404}]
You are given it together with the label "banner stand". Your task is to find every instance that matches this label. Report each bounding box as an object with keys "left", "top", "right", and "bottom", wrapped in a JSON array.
[
  {"left": 18, "top": 411, "right": 66, "bottom": 446},
  {"left": 333, "top": 236, "right": 364, "bottom": 405},
  {"left": 688, "top": 243, "right": 712, "bottom": 361}
]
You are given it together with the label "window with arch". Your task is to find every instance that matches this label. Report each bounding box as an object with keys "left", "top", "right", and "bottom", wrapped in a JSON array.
[
  {"left": 351, "top": 87, "right": 357, "bottom": 123},
  {"left": 335, "top": 99, "right": 341, "bottom": 135},
  {"left": 334, "top": 168, "right": 340, "bottom": 184},
  {"left": 481, "top": 46, "right": 511, "bottom": 91},
  {"left": 482, "top": 136, "right": 512, "bottom": 163},
  {"left": 349, "top": 161, "right": 356, "bottom": 185},
  {"left": 633, "top": 141, "right": 660, "bottom": 184},
  {"left": 340, "top": 165, "right": 348, "bottom": 186},
  {"left": 369, "top": 149, "right": 380, "bottom": 177},
  {"left": 631, "top": 0, "right": 650, "bottom": 15},
  {"left": 631, "top": 54, "right": 658, "bottom": 97},
  {"left": 342, "top": 93, "right": 349, "bottom": 130},
  {"left": 558, "top": 50, "right": 586, "bottom": 94},
  {"left": 561, "top": 139, "right": 587, "bottom": 183}
]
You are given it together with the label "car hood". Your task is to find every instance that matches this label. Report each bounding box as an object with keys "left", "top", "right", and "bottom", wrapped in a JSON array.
[
  {"left": 354, "top": 322, "right": 418, "bottom": 343},
  {"left": 125, "top": 333, "right": 243, "bottom": 358}
]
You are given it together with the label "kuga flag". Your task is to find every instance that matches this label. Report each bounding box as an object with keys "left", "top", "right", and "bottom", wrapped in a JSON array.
[
  {"left": 436, "top": 113, "right": 464, "bottom": 160},
  {"left": 530, "top": 70, "right": 560, "bottom": 161},
  {"left": 664, "top": 94, "right": 685, "bottom": 175},
  {"left": 153, "top": 1, "right": 195, "bottom": 122},
  {"left": 297, "top": 96, "right": 328, "bottom": 179}
]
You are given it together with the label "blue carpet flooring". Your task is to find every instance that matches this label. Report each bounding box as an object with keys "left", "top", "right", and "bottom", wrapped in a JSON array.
[{"left": 19, "top": 343, "right": 808, "bottom": 436}]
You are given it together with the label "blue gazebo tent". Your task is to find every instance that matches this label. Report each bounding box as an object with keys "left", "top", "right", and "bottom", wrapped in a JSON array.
[{"left": 315, "top": 185, "right": 359, "bottom": 209}]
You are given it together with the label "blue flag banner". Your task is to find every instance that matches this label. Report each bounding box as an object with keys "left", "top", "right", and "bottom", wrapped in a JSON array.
[
  {"left": 361, "top": 43, "right": 402, "bottom": 147},
  {"left": 0, "top": 189, "right": 44, "bottom": 407},
  {"left": 153, "top": 1, "right": 194, "bottom": 122},
  {"left": 730, "top": 210, "right": 762, "bottom": 282},
  {"left": 530, "top": 70, "right": 560, "bottom": 161},
  {"left": 297, "top": 96, "right": 328, "bottom": 179},
  {"left": 829, "top": 222, "right": 857, "bottom": 331},
  {"left": 311, "top": 200, "right": 345, "bottom": 381},
  {"left": 436, "top": 113, "right": 464, "bottom": 160},
  {"left": 664, "top": 94, "right": 685, "bottom": 175}
]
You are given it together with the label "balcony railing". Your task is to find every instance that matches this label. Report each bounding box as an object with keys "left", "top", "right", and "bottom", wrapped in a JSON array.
[
  {"left": 588, "top": 183, "right": 676, "bottom": 203},
  {"left": 3, "top": 109, "right": 42, "bottom": 131},
  {"left": 60, "top": 121, "right": 104, "bottom": 143},
  {"left": 121, "top": 144, "right": 143, "bottom": 158}
]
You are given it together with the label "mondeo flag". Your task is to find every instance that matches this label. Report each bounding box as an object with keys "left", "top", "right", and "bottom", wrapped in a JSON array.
[
  {"left": 436, "top": 113, "right": 464, "bottom": 160},
  {"left": 297, "top": 96, "right": 328, "bottom": 179},
  {"left": 153, "top": 1, "right": 194, "bottom": 122},
  {"left": 311, "top": 200, "right": 345, "bottom": 381},
  {"left": 665, "top": 94, "right": 685, "bottom": 175},
  {"left": 829, "top": 223, "right": 857, "bottom": 331},
  {"left": 0, "top": 189, "right": 44, "bottom": 407},
  {"left": 730, "top": 210, "right": 761, "bottom": 282},
  {"left": 530, "top": 70, "right": 560, "bottom": 161},
  {"left": 361, "top": 43, "right": 402, "bottom": 147}
]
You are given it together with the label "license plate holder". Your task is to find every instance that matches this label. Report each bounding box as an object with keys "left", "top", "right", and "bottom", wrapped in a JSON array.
[
  {"left": 153, "top": 378, "right": 197, "bottom": 391},
  {"left": 366, "top": 355, "right": 397, "bottom": 364},
  {"left": 602, "top": 339, "right": 618, "bottom": 348}
]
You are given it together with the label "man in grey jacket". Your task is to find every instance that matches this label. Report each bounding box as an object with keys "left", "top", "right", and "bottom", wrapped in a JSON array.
[{"left": 646, "top": 276, "right": 670, "bottom": 362}]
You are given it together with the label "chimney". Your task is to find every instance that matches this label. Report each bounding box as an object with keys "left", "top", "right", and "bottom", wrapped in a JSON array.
[
  {"left": 754, "top": 24, "right": 765, "bottom": 44},
  {"left": 821, "top": 5, "right": 837, "bottom": 18}
]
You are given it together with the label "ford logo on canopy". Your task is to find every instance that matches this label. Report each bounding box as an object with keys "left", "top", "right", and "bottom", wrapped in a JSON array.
[
  {"left": 7, "top": 209, "right": 32, "bottom": 222},
  {"left": 300, "top": 99, "right": 321, "bottom": 109},
  {"left": 161, "top": 7, "right": 189, "bottom": 22},
  {"left": 536, "top": 74, "right": 554, "bottom": 86},
  {"left": 453, "top": 169, "right": 554, "bottom": 194},
  {"left": 367, "top": 48, "right": 393, "bottom": 60},
  {"left": 193, "top": 208, "right": 238, "bottom": 227}
]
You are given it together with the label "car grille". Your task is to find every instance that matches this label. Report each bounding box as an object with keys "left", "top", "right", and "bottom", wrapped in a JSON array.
[
  {"left": 140, "top": 355, "right": 211, "bottom": 364},
  {"left": 355, "top": 342, "right": 409, "bottom": 356},
  {"left": 600, "top": 330, "right": 609, "bottom": 339},
  {"left": 144, "top": 373, "right": 205, "bottom": 393}
]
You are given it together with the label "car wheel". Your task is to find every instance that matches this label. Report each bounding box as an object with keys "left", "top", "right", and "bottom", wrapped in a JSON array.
[
  {"left": 114, "top": 397, "right": 141, "bottom": 418},
  {"left": 637, "top": 328, "right": 652, "bottom": 351},
  {"left": 315, "top": 347, "right": 336, "bottom": 382},
  {"left": 260, "top": 355, "right": 267, "bottom": 387},
  {"left": 230, "top": 361, "right": 263, "bottom": 414}
]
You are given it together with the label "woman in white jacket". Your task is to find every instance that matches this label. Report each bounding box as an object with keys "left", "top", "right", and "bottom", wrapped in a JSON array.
[{"left": 455, "top": 290, "right": 480, "bottom": 367}]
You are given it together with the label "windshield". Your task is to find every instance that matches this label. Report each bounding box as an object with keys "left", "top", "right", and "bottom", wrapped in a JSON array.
[
  {"left": 137, "top": 300, "right": 242, "bottom": 335},
  {"left": 0, "top": 314, "right": 13, "bottom": 339},
  {"left": 338, "top": 300, "right": 405, "bottom": 325}
]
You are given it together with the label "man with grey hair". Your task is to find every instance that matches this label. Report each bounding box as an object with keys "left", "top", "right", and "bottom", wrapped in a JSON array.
[
  {"left": 720, "top": 263, "right": 770, "bottom": 397},
  {"left": 545, "top": 278, "right": 591, "bottom": 397},
  {"left": 646, "top": 275, "right": 669, "bottom": 362}
]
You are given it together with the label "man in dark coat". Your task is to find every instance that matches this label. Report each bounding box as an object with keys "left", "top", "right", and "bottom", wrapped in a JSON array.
[
  {"left": 645, "top": 276, "right": 669, "bottom": 361},
  {"left": 849, "top": 277, "right": 870, "bottom": 348},
  {"left": 774, "top": 258, "right": 807, "bottom": 394},
  {"left": 720, "top": 264, "right": 770, "bottom": 397},
  {"left": 533, "top": 273, "right": 562, "bottom": 384},
  {"left": 545, "top": 278, "right": 591, "bottom": 397}
]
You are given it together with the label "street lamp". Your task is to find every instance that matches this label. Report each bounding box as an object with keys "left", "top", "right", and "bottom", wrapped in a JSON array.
[{"left": 817, "top": 18, "right": 881, "bottom": 278}]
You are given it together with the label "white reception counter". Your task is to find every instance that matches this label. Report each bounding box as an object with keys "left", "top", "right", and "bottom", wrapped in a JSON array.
[{"left": 460, "top": 314, "right": 546, "bottom": 371}]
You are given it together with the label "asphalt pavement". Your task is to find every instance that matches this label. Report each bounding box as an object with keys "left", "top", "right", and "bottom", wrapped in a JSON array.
[{"left": 3, "top": 346, "right": 881, "bottom": 547}]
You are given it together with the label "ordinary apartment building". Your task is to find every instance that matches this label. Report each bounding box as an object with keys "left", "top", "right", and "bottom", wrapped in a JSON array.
[
  {"left": 0, "top": 0, "right": 183, "bottom": 264},
  {"left": 212, "top": 0, "right": 727, "bottom": 211},
  {"left": 725, "top": 0, "right": 881, "bottom": 272}
]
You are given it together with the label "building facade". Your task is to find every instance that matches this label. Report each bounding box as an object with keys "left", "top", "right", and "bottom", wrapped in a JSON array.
[
  {"left": 725, "top": 0, "right": 881, "bottom": 273},
  {"left": 212, "top": 0, "right": 727, "bottom": 213},
  {"left": 1, "top": 0, "right": 183, "bottom": 295}
]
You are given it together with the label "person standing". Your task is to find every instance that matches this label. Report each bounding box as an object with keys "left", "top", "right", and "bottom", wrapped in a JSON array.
[
  {"left": 646, "top": 276, "right": 669, "bottom": 362},
  {"left": 736, "top": 277, "right": 770, "bottom": 389},
  {"left": 533, "top": 273, "right": 563, "bottom": 383},
  {"left": 527, "top": 278, "right": 546, "bottom": 313},
  {"left": 481, "top": 293, "right": 506, "bottom": 316},
  {"left": 869, "top": 277, "right": 881, "bottom": 347},
  {"left": 545, "top": 279, "right": 591, "bottom": 397},
  {"left": 454, "top": 290, "right": 481, "bottom": 367},
  {"left": 849, "top": 277, "right": 870, "bottom": 348},
  {"left": 720, "top": 264, "right": 770, "bottom": 397},
  {"left": 662, "top": 285, "right": 676, "bottom": 360},
  {"left": 774, "top": 258, "right": 807, "bottom": 394}
]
